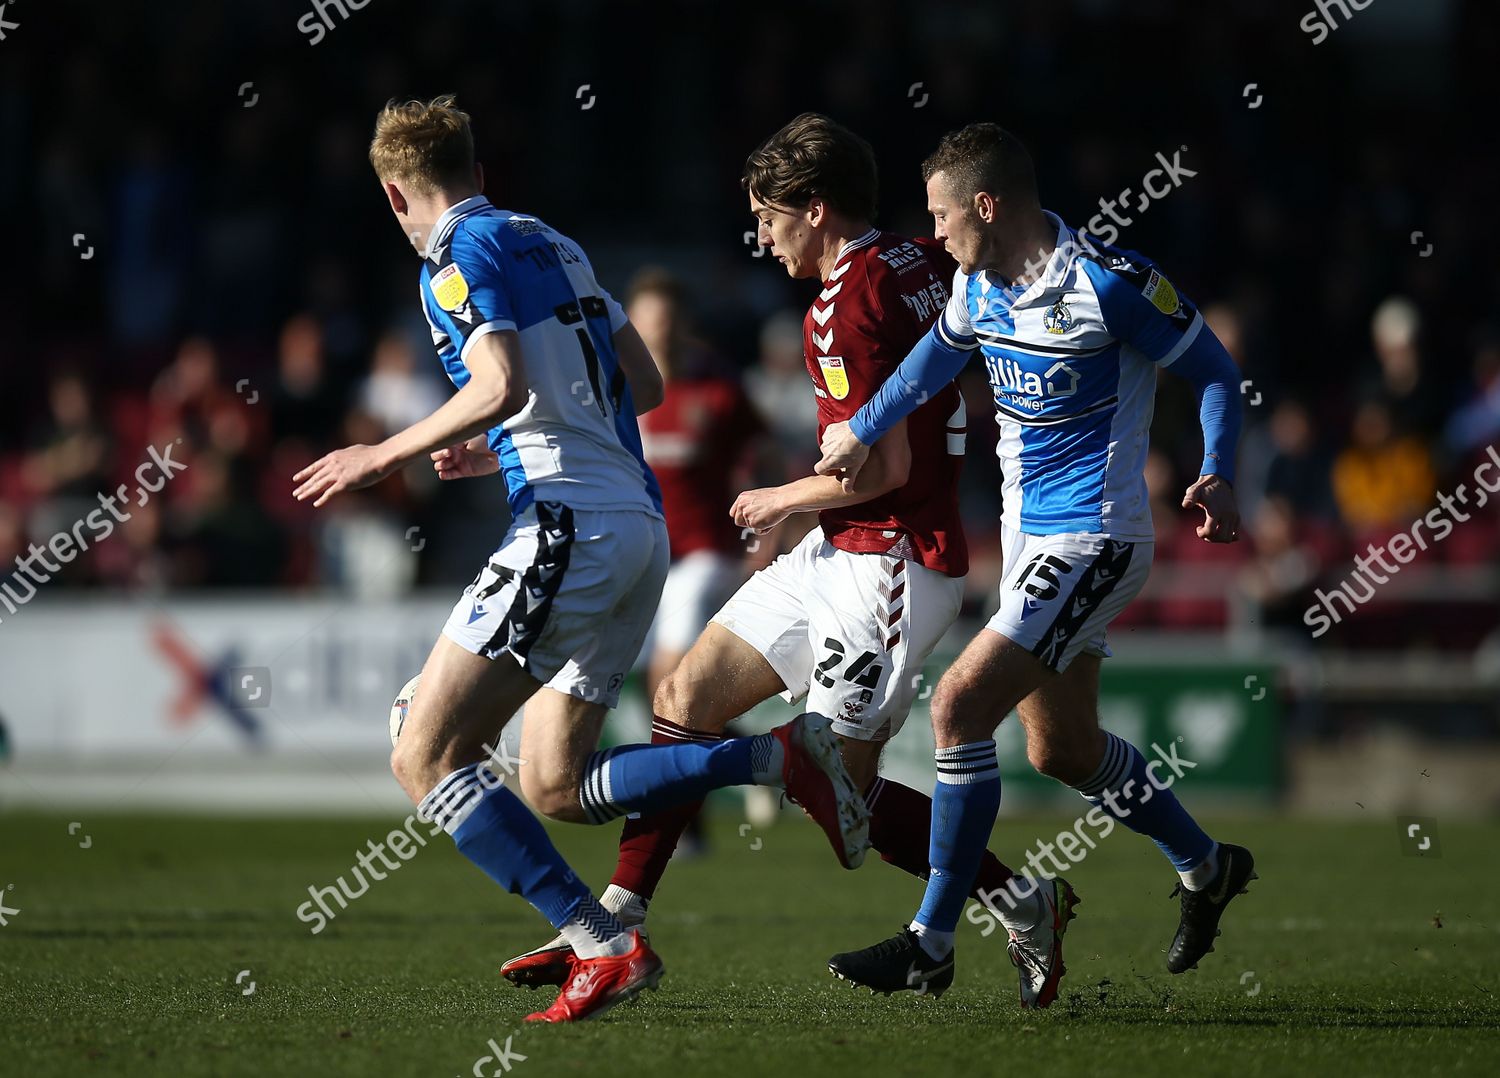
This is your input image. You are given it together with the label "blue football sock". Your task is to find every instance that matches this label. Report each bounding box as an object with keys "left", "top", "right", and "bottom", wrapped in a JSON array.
[
  {"left": 913, "top": 741, "right": 1003, "bottom": 938},
  {"left": 1075, "top": 732, "right": 1214, "bottom": 872},
  {"left": 420, "top": 763, "right": 593, "bottom": 928},
  {"left": 576, "top": 733, "right": 777, "bottom": 825}
]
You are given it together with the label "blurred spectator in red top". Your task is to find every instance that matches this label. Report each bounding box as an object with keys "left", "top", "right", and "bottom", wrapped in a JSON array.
[
  {"left": 629, "top": 268, "right": 771, "bottom": 699},
  {"left": 148, "top": 337, "right": 256, "bottom": 459}
]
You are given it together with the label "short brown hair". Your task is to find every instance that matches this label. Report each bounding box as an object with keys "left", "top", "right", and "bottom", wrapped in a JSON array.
[
  {"left": 742, "top": 112, "right": 878, "bottom": 221},
  {"left": 369, "top": 95, "right": 475, "bottom": 195},
  {"left": 922, "top": 123, "right": 1037, "bottom": 204}
]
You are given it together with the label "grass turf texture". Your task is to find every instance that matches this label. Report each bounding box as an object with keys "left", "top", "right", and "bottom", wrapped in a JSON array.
[{"left": 2, "top": 812, "right": 1497, "bottom": 1076}]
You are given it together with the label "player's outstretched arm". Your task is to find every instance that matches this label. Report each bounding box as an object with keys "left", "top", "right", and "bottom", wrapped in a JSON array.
[
  {"left": 612, "top": 321, "right": 664, "bottom": 414},
  {"left": 732, "top": 420, "right": 911, "bottom": 533},
  {"left": 815, "top": 324, "right": 971, "bottom": 491},
  {"left": 1168, "top": 330, "right": 1244, "bottom": 543},
  {"left": 293, "top": 330, "right": 526, "bottom": 507}
]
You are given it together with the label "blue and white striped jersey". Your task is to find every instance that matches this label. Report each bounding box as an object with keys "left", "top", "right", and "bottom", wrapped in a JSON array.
[
  {"left": 936, "top": 212, "right": 1205, "bottom": 540},
  {"left": 419, "top": 196, "right": 662, "bottom": 517}
]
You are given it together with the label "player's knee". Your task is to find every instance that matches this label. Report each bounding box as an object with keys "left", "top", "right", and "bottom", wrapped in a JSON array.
[
  {"left": 390, "top": 737, "right": 440, "bottom": 804},
  {"left": 653, "top": 667, "right": 720, "bottom": 732},
  {"left": 389, "top": 744, "right": 417, "bottom": 799},
  {"left": 929, "top": 681, "right": 990, "bottom": 746},
  {"left": 1026, "top": 730, "right": 1098, "bottom": 786},
  {"left": 652, "top": 668, "right": 689, "bottom": 724},
  {"left": 518, "top": 766, "right": 587, "bottom": 823}
]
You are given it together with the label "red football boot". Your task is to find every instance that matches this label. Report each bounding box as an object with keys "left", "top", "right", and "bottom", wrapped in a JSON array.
[
  {"left": 500, "top": 932, "right": 575, "bottom": 989},
  {"left": 772, "top": 713, "right": 870, "bottom": 869},
  {"left": 524, "top": 931, "right": 664, "bottom": 1023}
]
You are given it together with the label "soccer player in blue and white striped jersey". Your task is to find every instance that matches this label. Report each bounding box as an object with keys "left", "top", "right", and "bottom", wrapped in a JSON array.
[
  {"left": 294, "top": 97, "right": 870, "bottom": 1022},
  {"left": 817, "top": 124, "right": 1257, "bottom": 1003}
]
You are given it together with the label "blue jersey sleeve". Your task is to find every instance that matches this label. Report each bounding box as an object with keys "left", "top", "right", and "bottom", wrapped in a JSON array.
[
  {"left": 1165, "top": 330, "right": 1243, "bottom": 481},
  {"left": 848, "top": 321, "right": 975, "bottom": 446},
  {"left": 422, "top": 228, "right": 517, "bottom": 364}
]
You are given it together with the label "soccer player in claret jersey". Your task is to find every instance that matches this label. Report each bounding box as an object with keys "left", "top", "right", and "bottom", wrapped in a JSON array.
[
  {"left": 817, "top": 123, "right": 1257, "bottom": 994},
  {"left": 499, "top": 113, "right": 1077, "bottom": 1009},
  {"left": 293, "top": 97, "right": 869, "bottom": 1023}
]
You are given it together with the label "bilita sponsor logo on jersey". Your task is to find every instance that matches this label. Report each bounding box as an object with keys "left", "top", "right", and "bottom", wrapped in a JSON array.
[{"left": 987, "top": 356, "right": 1080, "bottom": 410}]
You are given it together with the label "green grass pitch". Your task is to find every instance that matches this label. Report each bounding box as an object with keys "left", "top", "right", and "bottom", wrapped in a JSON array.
[{"left": 2, "top": 811, "right": 1497, "bottom": 1076}]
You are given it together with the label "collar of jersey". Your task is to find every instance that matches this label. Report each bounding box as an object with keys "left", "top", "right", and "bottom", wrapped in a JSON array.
[
  {"left": 427, "top": 195, "right": 493, "bottom": 260},
  {"left": 1000, "top": 210, "right": 1073, "bottom": 308},
  {"left": 830, "top": 227, "right": 880, "bottom": 275}
]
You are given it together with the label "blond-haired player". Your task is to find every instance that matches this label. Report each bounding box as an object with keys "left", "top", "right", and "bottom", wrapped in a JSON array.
[{"left": 293, "top": 96, "right": 869, "bottom": 1023}]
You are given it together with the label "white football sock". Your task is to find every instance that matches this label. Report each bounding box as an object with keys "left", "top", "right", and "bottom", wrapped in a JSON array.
[
  {"left": 909, "top": 920, "right": 954, "bottom": 961},
  {"left": 749, "top": 732, "right": 785, "bottom": 785},
  {"left": 558, "top": 893, "right": 633, "bottom": 959},
  {"left": 1179, "top": 841, "right": 1221, "bottom": 892},
  {"left": 599, "top": 883, "right": 648, "bottom": 926}
]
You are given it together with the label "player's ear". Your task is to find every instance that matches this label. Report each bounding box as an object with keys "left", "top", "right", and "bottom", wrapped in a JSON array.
[
  {"left": 805, "top": 197, "right": 826, "bottom": 228},
  {"left": 974, "top": 191, "right": 997, "bottom": 223},
  {"left": 385, "top": 181, "right": 409, "bottom": 216}
]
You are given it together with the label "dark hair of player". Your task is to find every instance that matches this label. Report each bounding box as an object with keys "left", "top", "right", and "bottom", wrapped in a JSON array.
[
  {"left": 922, "top": 123, "right": 1038, "bottom": 204},
  {"left": 741, "top": 112, "right": 879, "bottom": 221}
]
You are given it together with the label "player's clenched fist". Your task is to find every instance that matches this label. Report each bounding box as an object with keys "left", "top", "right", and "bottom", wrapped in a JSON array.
[
  {"left": 730, "top": 488, "right": 790, "bottom": 534},
  {"left": 814, "top": 420, "right": 871, "bottom": 494},
  {"left": 431, "top": 435, "right": 500, "bottom": 480}
]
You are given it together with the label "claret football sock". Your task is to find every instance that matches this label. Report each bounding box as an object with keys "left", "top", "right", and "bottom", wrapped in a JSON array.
[
  {"left": 913, "top": 741, "right": 1003, "bottom": 939},
  {"left": 866, "top": 775, "right": 1017, "bottom": 897},
  {"left": 1073, "top": 732, "right": 1214, "bottom": 878},
  {"left": 609, "top": 718, "right": 725, "bottom": 899}
]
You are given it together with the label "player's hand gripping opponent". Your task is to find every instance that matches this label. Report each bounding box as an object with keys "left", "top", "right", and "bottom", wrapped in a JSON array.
[
  {"left": 814, "top": 420, "right": 871, "bottom": 495},
  {"left": 431, "top": 434, "right": 500, "bottom": 480},
  {"left": 1182, "top": 473, "right": 1241, "bottom": 543}
]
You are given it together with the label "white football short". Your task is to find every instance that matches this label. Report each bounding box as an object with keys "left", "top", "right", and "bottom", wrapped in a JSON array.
[
  {"left": 443, "top": 501, "right": 669, "bottom": 707},
  {"left": 712, "top": 526, "right": 964, "bottom": 742},
  {"left": 641, "top": 550, "right": 745, "bottom": 658},
  {"left": 987, "top": 524, "right": 1153, "bottom": 673}
]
